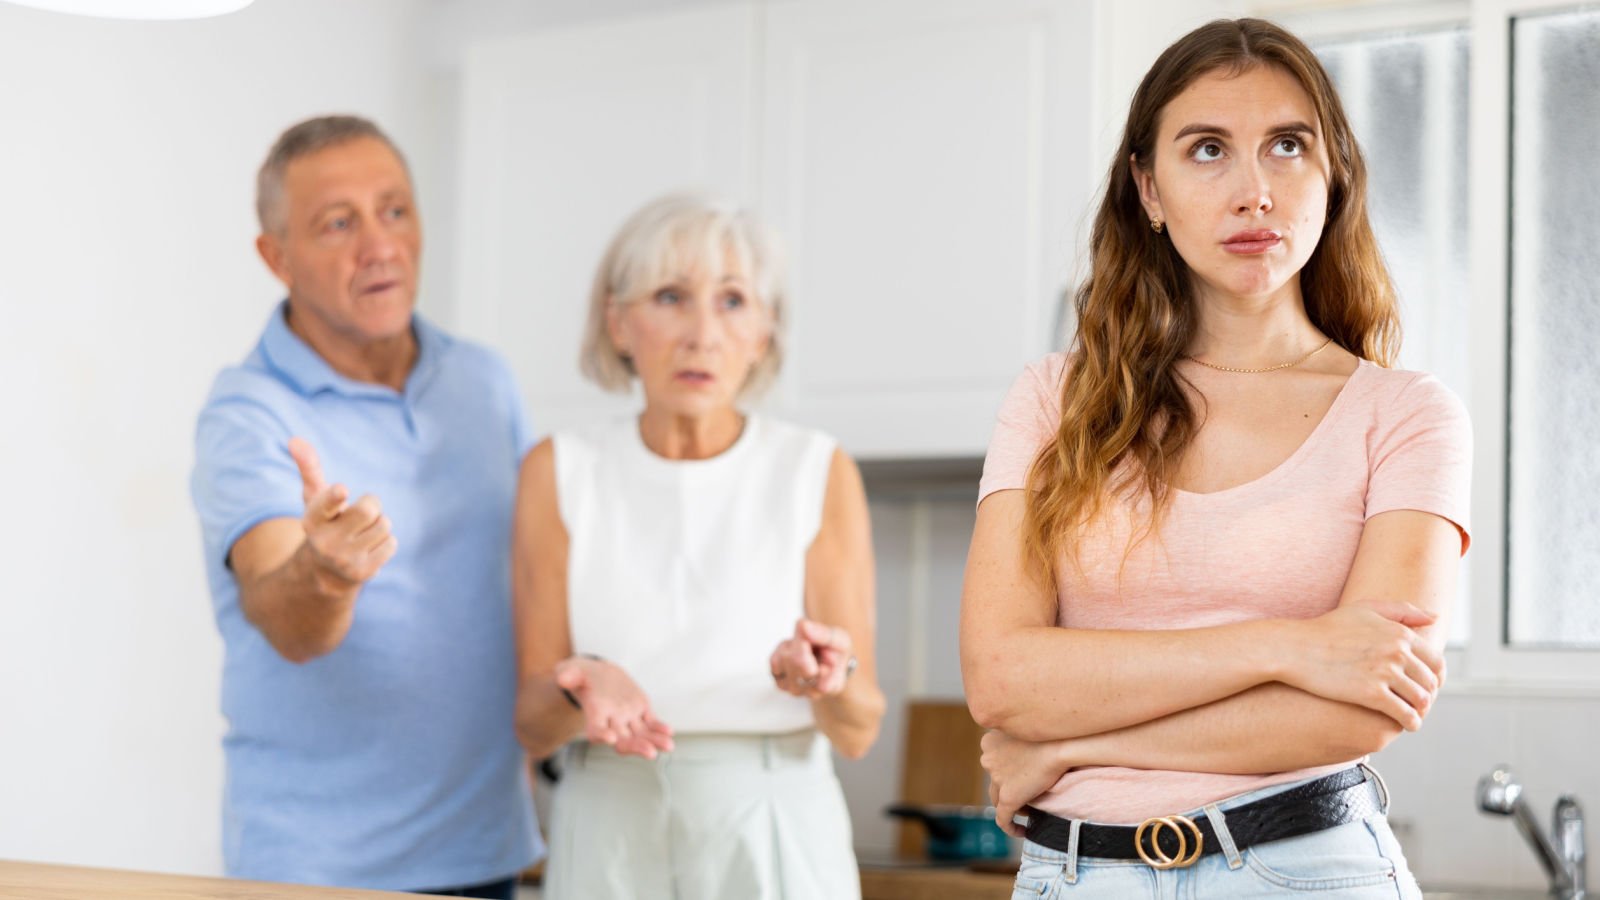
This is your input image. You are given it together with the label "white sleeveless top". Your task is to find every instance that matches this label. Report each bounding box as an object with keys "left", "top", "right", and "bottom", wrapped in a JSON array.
[{"left": 554, "top": 415, "right": 837, "bottom": 735}]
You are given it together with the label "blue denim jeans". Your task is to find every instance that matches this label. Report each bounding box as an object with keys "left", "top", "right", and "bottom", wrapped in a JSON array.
[{"left": 1012, "top": 767, "right": 1421, "bottom": 899}]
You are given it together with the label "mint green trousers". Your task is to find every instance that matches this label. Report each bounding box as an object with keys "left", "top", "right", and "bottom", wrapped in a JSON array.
[{"left": 542, "top": 730, "right": 860, "bottom": 900}]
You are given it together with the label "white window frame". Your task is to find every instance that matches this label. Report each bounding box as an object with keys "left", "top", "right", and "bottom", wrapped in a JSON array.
[{"left": 1254, "top": 0, "right": 1600, "bottom": 691}]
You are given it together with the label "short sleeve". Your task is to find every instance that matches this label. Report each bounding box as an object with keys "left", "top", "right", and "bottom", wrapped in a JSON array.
[
  {"left": 1366, "top": 372, "right": 1474, "bottom": 553},
  {"left": 486, "top": 348, "right": 537, "bottom": 461},
  {"left": 191, "top": 396, "right": 305, "bottom": 571},
  {"left": 977, "top": 354, "right": 1067, "bottom": 507},
  {"left": 511, "top": 398, "right": 536, "bottom": 461}
]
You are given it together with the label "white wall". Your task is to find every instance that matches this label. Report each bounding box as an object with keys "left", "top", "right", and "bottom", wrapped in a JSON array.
[
  {"left": 0, "top": 0, "right": 436, "bottom": 876},
  {"left": 1372, "top": 689, "right": 1600, "bottom": 891}
]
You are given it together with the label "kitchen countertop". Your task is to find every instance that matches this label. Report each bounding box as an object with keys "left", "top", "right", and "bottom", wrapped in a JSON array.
[
  {"left": 860, "top": 866, "right": 1015, "bottom": 900},
  {"left": 858, "top": 857, "right": 1017, "bottom": 900},
  {"left": 0, "top": 860, "right": 411, "bottom": 899}
]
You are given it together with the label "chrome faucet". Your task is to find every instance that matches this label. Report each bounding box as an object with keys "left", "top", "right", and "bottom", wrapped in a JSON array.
[{"left": 1478, "top": 765, "right": 1587, "bottom": 899}]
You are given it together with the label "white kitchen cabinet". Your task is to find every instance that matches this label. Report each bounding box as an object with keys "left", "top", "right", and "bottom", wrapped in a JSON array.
[
  {"left": 453, "top": 0, "right": 1095, "bottom": 456},
  {"left": 454, "top": 4, "right": 758, "bottom": 432},
  {"left": 759, "top": 0, "right": 1094, "bottom": 457}
]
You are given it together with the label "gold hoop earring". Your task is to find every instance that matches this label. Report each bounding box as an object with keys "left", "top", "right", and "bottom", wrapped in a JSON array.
[{"left": 1150, "top": 217, "right": 1165, "bottom": 234}]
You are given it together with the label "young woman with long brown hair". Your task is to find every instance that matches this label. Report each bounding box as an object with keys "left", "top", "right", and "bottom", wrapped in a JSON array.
[{"left": 960, "top": 19, "right": 1470, "bottom": 898}]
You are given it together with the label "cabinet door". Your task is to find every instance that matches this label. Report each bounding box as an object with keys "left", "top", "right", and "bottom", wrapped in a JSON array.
[
  {"left": 760, "top": 0, "right": 1095, "bottom": 458},
  {"left": 454, "top": 4, "right": 757, "bottom": 434}
]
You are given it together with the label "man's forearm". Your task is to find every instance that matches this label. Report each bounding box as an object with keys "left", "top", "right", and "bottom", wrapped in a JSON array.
[{"left": 239, "top": 540, "right": 361, "bottom": 663}]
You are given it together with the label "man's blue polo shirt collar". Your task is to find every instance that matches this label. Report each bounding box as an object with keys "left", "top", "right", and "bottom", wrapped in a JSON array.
[{"left": 257, "top": 300, "right": 446, "bottom": 403}]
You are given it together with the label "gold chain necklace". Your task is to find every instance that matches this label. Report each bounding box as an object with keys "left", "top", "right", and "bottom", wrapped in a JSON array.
[{"left": 1184, "top": 337, "right": 1333, "bottom": 374}]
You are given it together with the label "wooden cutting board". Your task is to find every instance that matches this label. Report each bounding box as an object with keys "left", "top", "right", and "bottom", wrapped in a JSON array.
[{"left": 895, "top": 699, "right": 990, "bottom": 858}]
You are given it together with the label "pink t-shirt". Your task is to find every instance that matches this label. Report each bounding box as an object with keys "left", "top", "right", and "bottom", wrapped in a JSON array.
[{"left": 978, "top": 353, "right": 1472, "bottom": 824}]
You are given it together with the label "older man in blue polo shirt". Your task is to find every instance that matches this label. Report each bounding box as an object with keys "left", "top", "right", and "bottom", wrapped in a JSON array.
[{"left": 190, "top": 115, "right": 540, "bottom": 898}]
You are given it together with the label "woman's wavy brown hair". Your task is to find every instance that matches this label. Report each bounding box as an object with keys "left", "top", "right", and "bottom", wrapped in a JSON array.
[{"left": 1023, "top": 18, "right": 1401, "bottom": 582}]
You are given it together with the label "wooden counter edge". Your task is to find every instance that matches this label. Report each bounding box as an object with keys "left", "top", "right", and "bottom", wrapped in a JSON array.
[
  {"left": 0, "top": 859, "right": 416, "bottom": 899},
  {"left": 860, "top": 865, "right": 1017, "bottom": 900}
]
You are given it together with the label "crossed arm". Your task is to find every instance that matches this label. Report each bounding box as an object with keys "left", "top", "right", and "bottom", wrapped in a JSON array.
[{"left": 959, "top": 490, "right": 1461, "bottom": 831}]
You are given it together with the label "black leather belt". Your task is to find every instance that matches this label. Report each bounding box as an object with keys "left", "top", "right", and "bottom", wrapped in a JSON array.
[{"left": 1023, "top": 766, "right": 1383, "bottom": 869}]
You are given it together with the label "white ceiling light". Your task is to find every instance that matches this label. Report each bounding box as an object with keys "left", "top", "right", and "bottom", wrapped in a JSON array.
[{"left": 2, "top": 0, "right": 254, "bottom": 19}]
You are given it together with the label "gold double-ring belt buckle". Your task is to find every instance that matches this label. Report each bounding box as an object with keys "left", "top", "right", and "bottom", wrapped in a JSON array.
[{"left": 1133, "top": 814, "right": 1204, "bottom": 869}]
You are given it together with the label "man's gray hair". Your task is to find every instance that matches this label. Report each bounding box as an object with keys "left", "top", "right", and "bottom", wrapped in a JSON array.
[{"left": 255, "top": 115, "right": 410, "bottom": 234}]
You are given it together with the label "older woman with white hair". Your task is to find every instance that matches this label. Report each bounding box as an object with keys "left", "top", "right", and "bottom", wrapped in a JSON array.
[{"left": 512, "top": 193, "right": 884, "bottom": 900}]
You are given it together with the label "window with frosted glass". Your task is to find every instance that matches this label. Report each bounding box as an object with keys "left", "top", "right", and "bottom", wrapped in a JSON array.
[
  {"left": 1316, "top": 29, "right": 1472, "bottom": 644},
  {"left": 1507, "top": 7, "right": 1600, "bottom": 648}
]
